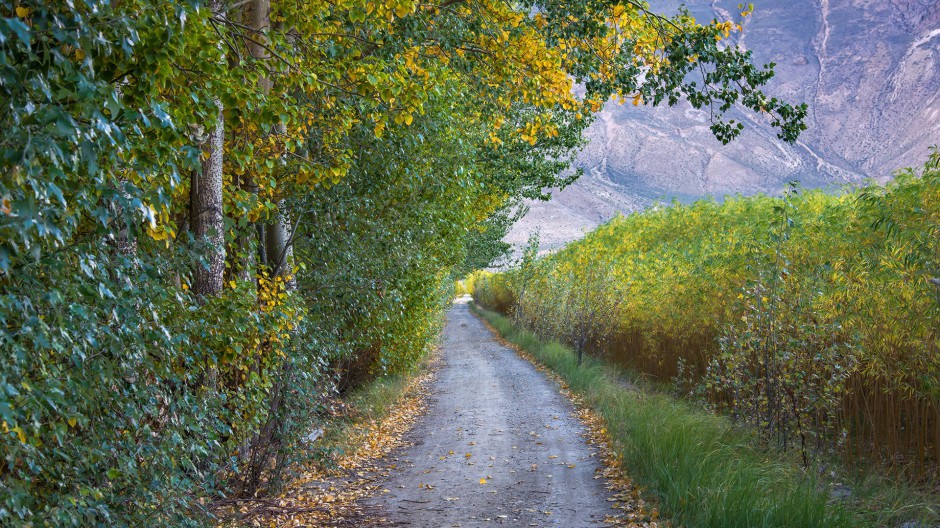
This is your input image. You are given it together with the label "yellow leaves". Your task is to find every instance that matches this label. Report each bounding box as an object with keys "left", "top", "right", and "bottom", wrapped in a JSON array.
[
  {"left": 712, "top": 20, "right": 741, "bottom": 40},
  {"left": 217, "top": 362, "right": 435, "bottom": 524},
  {"left": 144, "top": 204, "right": 176, "bottom": 244},
  {"left": 392, "top": 111, "right": 414, "bottom": 126},
  {"left": 516, "top": 113, "right": 560, "bottom": 146},
  {"left": 392, "top": 0, "right": 415, "bottom": 18},
  {"left": 146, "top": 225, "right": 173, "bottom": 242},
  {"left": 632, "top": 93, "right": 643, "bottom": 106},
  {"left": 486, "top": 132, "right": 503, "bottom": 148},
  {"left": 10, "top": 425, "right": 26, "bottom": 444},
  {"left": 533, "top": 13, "right": 547, "bottom": 29}
]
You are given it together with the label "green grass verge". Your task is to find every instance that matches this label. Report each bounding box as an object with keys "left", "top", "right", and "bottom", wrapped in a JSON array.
[{"left": 472, "top": 304, "right": 859, "bottom": 528}]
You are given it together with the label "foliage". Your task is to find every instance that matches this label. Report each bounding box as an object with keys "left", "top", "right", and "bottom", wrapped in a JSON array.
[
  {"left": 475, "top": 151, "right": 940, "bottom": 476},
  {"left": 474, "top": 305, "right": 857, "bottom": 528},
  {"left": 0, "top": 0, "right": 802, "bottom": 524}
]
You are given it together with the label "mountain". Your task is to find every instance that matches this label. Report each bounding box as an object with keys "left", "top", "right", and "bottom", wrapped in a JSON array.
[{"left": 506, "top": 0, "right": 940, "bottom": 252}]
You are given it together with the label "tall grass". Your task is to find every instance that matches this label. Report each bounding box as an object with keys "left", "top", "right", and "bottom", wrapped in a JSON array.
[{"left": 474, "top": 305, "right": 856, "bottom": 528}]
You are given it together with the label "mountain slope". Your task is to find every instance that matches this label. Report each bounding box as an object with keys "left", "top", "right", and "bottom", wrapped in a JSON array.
[{"left": 507, "top": 0, "right": 940, "bottom": 251}]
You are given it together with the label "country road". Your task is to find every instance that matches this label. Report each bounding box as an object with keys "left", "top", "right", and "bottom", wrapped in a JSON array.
[{"left": 362, "top": 298, "right": 616, "bottom": 527}]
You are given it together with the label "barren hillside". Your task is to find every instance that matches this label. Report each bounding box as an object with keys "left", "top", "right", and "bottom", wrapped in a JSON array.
[{"left": 508, "top": 0, "right": 940, "bottom": 251}]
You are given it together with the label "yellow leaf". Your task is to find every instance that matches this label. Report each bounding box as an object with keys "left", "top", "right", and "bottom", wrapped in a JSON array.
[
  {"left": 12, "top": 426, "right": 26, "bottom": 444},
  {"left": 15, "top": 6, "right": 30, "bottom": 17},
  {"left": 146, "top": 225, "right": 170, "bottom": 241},
  {"left": 403, "top": 113, "right": 414, "bottom": 125},
  {"left": 392, "top": 0, "right": 414, "bottom": 17},
  {"left": 479, "top": 478, "right": 486, "bottom": 485},
  {"left": 67, "top": 418, "right": 77, "bottom": 428}
]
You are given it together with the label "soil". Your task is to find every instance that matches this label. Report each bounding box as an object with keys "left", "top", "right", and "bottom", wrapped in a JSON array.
[{"left": 361, "top": 298, "right": 615, "bottom": 527}]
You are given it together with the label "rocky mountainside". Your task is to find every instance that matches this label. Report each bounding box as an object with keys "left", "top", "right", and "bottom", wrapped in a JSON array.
[{"left": 507, "top": 0, "right": 940, "bottom": 251}]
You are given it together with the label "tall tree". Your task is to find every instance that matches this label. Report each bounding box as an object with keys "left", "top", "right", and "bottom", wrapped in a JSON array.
[
  {"left": 189, "top": 0, "right": 227, "bottom": 298},
  {"left": 190, "top": 99, "right": 225, "bottom": 297}
]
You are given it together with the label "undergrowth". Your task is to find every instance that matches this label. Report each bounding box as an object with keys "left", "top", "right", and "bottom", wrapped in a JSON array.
[{"left": 314, "top": 372, "right": 417, "bottom": 468}]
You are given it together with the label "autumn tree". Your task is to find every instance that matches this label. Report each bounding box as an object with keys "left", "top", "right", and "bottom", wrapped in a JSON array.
[{"left": 0, "top": 0, "right": 805, "bottom": 524}]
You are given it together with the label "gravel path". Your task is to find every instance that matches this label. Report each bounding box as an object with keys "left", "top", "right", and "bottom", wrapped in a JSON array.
[{"left": 363, "top": 298, "right": 614, "bottom": 527}]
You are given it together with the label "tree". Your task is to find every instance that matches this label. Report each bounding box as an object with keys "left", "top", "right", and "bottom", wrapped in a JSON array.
[{"left": 0, "top": 0, "right": 808, "bottom": 524}]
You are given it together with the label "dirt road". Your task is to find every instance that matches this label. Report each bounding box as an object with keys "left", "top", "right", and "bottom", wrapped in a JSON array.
[{"left": 363, "top": 298, "right": 614, "bottom": 527}]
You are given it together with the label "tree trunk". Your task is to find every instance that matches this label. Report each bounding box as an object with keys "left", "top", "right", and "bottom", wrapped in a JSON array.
[
  {"left": 233, "top": 0, "right": 272, "bottom": 283},
  {"left": 265, "top": 205, "right": 296, "bottom": 290},
  {"left": 249, "top": 0, "right": 294, "bottom": 290},
  {"left": 247, "top": 0, "right": 272, "bottom": 89},
  {"left": 190, "top": 101, "right": 225, "bottom": 298}
]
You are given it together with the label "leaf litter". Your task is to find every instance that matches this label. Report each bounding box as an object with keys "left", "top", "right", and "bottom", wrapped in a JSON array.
[
  {"left": 218, "top": 352, "right": 440, "bottom": 527},
  {"left": 221, "top": 313, "right": 668, "bottom": 528}
]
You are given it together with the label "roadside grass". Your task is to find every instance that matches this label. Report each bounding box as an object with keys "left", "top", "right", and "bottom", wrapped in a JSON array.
[
  {"left": 314, "top": 354, "right": 432, "bottom": 467},
  {"left": 472, "top": 304, "right": 858, "bottom": 528},
  {"left": 318, "top": 375, "right": 410, "bottom": 455}
]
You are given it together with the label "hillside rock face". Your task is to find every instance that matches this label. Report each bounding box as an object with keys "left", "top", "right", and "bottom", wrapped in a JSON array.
[{"left": 507, "top": 0, "right": 940, "bottom": 251}]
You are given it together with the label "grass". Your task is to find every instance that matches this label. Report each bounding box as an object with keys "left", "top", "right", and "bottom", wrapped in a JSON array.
[
  {"left": 472, "top": 304, "right": 859, "bottom": 528},
  {"left": 312, "top": 372, "right": 416, "bottom": 465}
]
